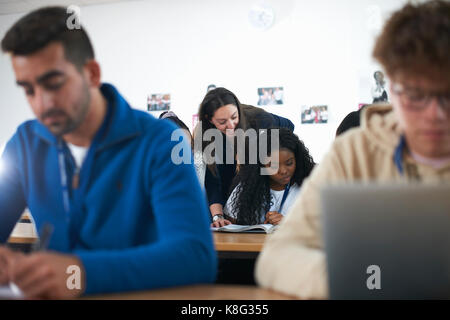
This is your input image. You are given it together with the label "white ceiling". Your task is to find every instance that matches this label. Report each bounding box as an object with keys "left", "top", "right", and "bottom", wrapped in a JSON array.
[{"left": 0, "top": 0, "right": 132, "bottom": 15}]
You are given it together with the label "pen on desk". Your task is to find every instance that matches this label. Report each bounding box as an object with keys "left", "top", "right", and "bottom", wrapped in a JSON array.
[{"left": 32, "top": 223, "right": 54, "bottom": 252}]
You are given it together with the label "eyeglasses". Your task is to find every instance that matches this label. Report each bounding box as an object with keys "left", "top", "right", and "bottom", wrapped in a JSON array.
[{"left": 392, "top": 83, "right": 450, "bottom": 113}]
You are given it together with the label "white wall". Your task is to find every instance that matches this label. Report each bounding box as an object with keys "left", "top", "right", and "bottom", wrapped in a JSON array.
[{"left": 0, "top": 0, "right": 410, "bottom": 161}]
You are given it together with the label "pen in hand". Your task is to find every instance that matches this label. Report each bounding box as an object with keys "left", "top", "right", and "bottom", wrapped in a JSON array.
[
  {"left": 8, "top": 223, "right": 54, "bottom": 299},
  {"left": 32, "top": 223, "right": 54, "bottom": 252},
  {"left": 9, "top": 223, "right": 53, "bottom": 299}
]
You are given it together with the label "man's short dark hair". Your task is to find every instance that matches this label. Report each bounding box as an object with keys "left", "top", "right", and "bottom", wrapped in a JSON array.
[{"left": 1, "top": 6, "right": 94, "bottom": 70}]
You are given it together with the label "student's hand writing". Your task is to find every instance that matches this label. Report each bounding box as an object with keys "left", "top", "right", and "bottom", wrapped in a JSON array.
[
  {"left": 0, "top": 246, "right": 23, "bottom": 285},
  {"left": 8, "top": 251, "right": 85, "bottom": 299},
  {"left": 211, "top": 218, "right": 232, "bottom": 228},
  {"left": 264, "top": 211, "right": 283, "bottom": 225}
]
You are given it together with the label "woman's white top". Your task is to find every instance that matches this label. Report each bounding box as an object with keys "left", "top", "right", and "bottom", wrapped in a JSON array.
[
  {"left": 193, "top": 150, "right": 206, "bottom": 190},
  {"left": 224, "top": 183, "right": 300, "bottom": 224}
]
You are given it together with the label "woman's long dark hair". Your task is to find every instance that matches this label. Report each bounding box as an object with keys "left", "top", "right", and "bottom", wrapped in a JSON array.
[
  {"left": 229, "top": 128, "right": 315, "bottom": 225},
  {"left": 195, "top": 87, "right": 248, "bottom": 175}
]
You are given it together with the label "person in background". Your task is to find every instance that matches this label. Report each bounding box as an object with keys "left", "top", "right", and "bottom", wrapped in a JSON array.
[
  {"left": 194, "top": 87, "right": 295, "bottom": 227},
  {"left": 207, "top": 84, "right": 217, "bottom": 92},
  {"left": 255, "top": 0, "right": 450, "bottom": 299},
  {"left": 335, "top": 105, "right": 368, "bottom": 137},
  {"left": 0, "top": 6, "right": 216, "bottom": 299},
  {"left": 223, "top": 128, "right": 315, "bottom": 227},
  {"left": 159, "top": 111, "right": 192, "bottom": 146}
]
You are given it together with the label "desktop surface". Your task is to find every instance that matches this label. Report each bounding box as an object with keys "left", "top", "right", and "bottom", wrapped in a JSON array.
[{"left": 85, "top": 284, "right": 296, "bottom": 300}]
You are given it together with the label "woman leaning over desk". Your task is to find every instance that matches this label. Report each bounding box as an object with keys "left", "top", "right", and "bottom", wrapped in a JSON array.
[{"left": 193, "top": 87, "right": 295, "bottom": 227}]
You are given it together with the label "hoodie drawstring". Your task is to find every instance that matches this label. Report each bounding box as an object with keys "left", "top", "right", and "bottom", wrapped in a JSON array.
[{"left": 393, "top": 135, "right": 406, "bottom": 175}]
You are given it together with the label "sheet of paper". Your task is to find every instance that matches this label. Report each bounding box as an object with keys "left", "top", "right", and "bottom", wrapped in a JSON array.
[{"left": 0, "top": 282, "right": 24, "bottom": 299}]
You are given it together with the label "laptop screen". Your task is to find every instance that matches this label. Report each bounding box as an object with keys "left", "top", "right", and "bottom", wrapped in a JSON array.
[{"left": 321, "top": 183, "right": 450, "bottom": 299}]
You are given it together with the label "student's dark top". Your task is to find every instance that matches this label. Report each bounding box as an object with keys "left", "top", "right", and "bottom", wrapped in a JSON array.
[
  {"left": 205, "top": 140, "right": 236, "bottom": 208},
  {"left": 205, "top": 105, "right": 294, "bottom": 209},
  {"left": 241, "top": 104, "right": 295, "bottom": 132}
]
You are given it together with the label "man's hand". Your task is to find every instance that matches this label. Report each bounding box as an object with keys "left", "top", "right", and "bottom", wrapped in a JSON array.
[
  {"left": 264, "top": 211, "right": 283, "bottom": 225},
  {"left": 0, "top": 246, "right": 23, "bottom": 285},
  {"left": 9, "top": 251, "right": 85, "bottom": 299}
]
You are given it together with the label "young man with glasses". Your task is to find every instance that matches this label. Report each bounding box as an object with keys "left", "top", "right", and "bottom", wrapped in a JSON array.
[{"left": 255, "top": 0, "right": 450, "bottom": 299}]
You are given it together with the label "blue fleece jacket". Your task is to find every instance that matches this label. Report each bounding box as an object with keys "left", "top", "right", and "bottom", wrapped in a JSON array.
[{"left": 0, "top": 83, "right": 217, "bottom": 295}]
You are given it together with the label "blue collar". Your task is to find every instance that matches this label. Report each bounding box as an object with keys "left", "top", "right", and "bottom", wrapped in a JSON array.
[
  {"left": 278, "top": 183, "right": 291, "bottom": 213},
  {"left": 394, "top": 135, "right": 407, "bottom": 175},
  {"left": 33, "top": 83, "right": 141, "bottom": 149}
]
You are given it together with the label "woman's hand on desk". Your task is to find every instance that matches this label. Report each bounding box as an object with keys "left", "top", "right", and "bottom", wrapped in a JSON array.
[
  {"left": 8, "top": 252, "right": 85, "bottom": 299},
  {"left": 211, "top": 217, "right": 232, "bottom": 228},
  {"left": 264, "top": 211, "right": 283, "bottom": 225}
]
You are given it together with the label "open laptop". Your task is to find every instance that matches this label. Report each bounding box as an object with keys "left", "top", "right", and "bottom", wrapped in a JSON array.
[{"left": 321, "top": 183, "right": 450, "bottom": 299}]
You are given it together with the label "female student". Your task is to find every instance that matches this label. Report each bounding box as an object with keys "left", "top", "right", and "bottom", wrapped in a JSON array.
[
  {"left": 222, "top": 128, "right": 315, "bottom": 226},
  {"left": 159, "top": 111, "right": 192, "bottom": 146},
  {"left": 194, "top": 88, "right": 295, "bottom": 227}
]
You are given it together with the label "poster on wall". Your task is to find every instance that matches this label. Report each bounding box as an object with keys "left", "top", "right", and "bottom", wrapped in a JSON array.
[
  {"left": 207, "top": 84, "right": 217, "bottom": 92},
  {"left": 371, "top": 70, "right": 389, "bottom": 104},
  {"left": 257, "top": 87, "right": 284, "bottom": 106},
  {"left": 301, "top": 105, "right": 328, "bottom": 124},
  {"left": 147, "top": 93, "right": 171, "bottom": 111}
]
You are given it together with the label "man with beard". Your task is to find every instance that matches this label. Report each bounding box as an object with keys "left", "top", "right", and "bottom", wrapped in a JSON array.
[{"left": 0, "top": 6, "right": 216, "bottom": 299}]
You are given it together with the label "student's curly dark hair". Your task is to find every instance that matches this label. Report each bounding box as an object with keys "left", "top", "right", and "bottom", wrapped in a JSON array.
[{"left": 228, "top": 128, "right": 315, "bottom": 225}]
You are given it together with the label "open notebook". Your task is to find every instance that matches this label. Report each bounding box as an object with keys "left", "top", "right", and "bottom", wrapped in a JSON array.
[{"left": 211, "top": 223, "right": 278, "bottom": 234}]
